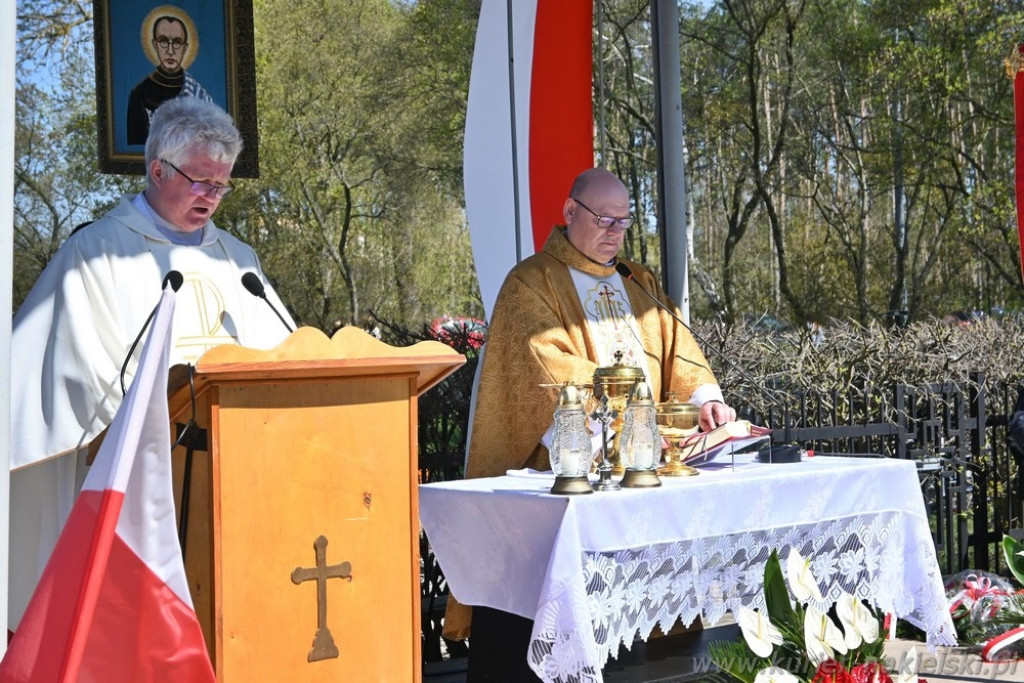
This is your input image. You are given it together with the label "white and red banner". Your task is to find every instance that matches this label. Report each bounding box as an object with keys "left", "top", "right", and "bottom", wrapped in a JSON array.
[
  {"left": 0, "top": 286, "right": 214, "bottom": 682},
  {"left": 464, "top": 0, "right": 595, "bottom": 318}
]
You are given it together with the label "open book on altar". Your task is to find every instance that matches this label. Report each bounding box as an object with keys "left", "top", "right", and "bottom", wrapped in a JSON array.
[{"left": 675, "top": 420, "right": 772, "bottom": 466}]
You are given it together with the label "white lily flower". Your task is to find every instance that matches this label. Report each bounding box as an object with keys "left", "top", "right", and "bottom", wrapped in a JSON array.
[
  {"left": 737, "top": 606, "right": 783, "bottom": 658},
  {"left": 835, "top": 591, "right": 879, "bottom": 649},
  {"left": 786, "top": 549, "right": 824, "bottom": 603},
  {"left": 754, "top": 667, "right": 800, "bottom": 683},
  {"left": 804, "top": 604, "right": 848, "bottom": 665}
]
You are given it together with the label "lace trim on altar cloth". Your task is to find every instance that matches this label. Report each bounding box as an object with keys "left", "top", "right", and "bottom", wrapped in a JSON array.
[{"left": 527, "top": 512, "right": 957, "bottom": 683}]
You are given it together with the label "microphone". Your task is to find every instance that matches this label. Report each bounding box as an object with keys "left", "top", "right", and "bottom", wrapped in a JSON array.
[
  {"left": 164, "top": 270, "right": 184, "bottom": 292},
  {"left": 614, "top": 261, "right": 800, "bottom": 462},
  {"left": 241, "top": 272, "right": 294, "bottom": 333},
  {"left": 120, "top": 270, "right": 183, "bottom": 395}
]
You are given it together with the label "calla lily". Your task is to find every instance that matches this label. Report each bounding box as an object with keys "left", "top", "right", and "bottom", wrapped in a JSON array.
[
  {"left": 805, "top": 604, "right": 848, "bottom": 665},
  {"left": 754, "top": 666, "right": 800, "bottom": 683},
  {"left": 835, "top": 591, "right": 879, "bottom": 649},
  {"left": 737, "top": 606, "right": 784, "bottom": 658},
  {"left": 787, "top": 549, "right": 825, "bottom": 603}
]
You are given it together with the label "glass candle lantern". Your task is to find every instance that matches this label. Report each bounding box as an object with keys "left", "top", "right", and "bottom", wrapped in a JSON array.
[
  {"left": 549, "top": 383, "right": 595, "bottom": 495},
  {"left": 619, "top": 379, "right": 662, "bottom": 488}
]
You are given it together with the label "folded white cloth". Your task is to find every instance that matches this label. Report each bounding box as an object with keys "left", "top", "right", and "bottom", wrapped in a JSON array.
[{"left": 504, "top": 468, "right": 555, "bottom": 478}]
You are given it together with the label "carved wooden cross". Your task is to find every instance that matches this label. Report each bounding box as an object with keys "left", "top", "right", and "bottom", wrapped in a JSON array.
[{"left": 291, "top": 535, "right": 352, "bottom": 662}]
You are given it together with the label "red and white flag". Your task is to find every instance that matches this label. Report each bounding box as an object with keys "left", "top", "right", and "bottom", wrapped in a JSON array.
[
  {"left": 464, "top": 0, "right": 594, "bottom": 318},
  {"left": 0, "top": 286, "right": 214, "bottom": 682}
]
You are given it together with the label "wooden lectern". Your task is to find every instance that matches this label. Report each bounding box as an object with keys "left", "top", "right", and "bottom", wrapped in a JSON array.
[{"left": 166, "top": 326, "right": 464, "bottom": 681}]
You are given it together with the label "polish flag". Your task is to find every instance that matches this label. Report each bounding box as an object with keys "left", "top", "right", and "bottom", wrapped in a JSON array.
[
  {"left": 464, "top": 0, "right": 595, "bottom": 319},
  {"left": 0, "top": 286, "right": 214, "bottom": 682}
]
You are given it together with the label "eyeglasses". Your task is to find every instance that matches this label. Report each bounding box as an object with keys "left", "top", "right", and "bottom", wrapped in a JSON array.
[
  {"left": 161, "top": 159, "right": 234, "bottom": 199},
  {"left": 155, "top": 37, "right": 187, "bottom": 52},
  {"left": 571, "top": 197, "right": 634, "bottom": 231}
]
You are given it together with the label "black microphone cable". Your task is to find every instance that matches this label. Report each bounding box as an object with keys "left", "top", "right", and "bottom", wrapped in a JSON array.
[
  {"left": 120, "top": 271, "right": 183, "bottom": 396},
  {"left": 615, "top": 261, "right": 801, "bottom": 461}
]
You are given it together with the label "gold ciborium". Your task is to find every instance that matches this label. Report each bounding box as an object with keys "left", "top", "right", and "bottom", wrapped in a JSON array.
[
  {"left": 656, "top": 395, "right": 700, "bottom": 476},
  {"left": 592, "top": 355, "right": 645, "bottom": 476}
]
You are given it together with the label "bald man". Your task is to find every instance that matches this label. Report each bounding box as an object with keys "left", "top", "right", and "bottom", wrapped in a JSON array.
[
  {"left": 464, "top": 167, "right": 734, "bottom": 483},
  {"left": 445, "top": 169, "right": 735, "bottom": 674}
]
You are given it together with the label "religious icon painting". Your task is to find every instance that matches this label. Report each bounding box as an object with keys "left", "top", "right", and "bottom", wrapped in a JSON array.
[{"left": 94, "top": 0, "right": 259, "bottom": 177}]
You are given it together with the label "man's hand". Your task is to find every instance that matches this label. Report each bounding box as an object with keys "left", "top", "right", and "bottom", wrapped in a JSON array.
[{"left": 700, "top": 400, "right": 737, "bottom": 432}]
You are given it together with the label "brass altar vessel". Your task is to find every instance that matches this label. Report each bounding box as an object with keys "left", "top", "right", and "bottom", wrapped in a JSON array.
[
  {"left": 656, "top": 395, "right": 700, "bottom": 477},
  {"left": 592, "top": 357, "right": 645, "bottom": 476}
]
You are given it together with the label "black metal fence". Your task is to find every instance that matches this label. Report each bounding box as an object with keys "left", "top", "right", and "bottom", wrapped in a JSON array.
[
  {"left": 740, "top": 373, "right": 1023, "bottom": 575},
  {"left": 416, "top": 363, "right": 1024, "bottom": 667}
]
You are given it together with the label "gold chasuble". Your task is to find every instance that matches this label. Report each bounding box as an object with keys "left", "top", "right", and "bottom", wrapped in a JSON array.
[
  {"left": 465, "top": 226, "right": 717, "bottom": 480},
  {"left": 442, "top": 227, "right": 719, "bottom": 639}
]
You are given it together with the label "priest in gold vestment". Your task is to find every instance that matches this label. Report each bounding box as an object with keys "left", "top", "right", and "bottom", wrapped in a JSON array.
[{"left": 444, "top": 168, "right": 736, "bottom": 652}]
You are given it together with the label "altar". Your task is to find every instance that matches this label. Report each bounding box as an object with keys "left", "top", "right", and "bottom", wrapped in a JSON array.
[{"left": 418, "top": 454, "right": 957, "bottom": 683}]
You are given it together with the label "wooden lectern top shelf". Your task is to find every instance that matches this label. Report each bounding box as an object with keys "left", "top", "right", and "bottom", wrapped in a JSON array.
[{"left": 173, "top": 325, "right": 465, "bottom": 396}]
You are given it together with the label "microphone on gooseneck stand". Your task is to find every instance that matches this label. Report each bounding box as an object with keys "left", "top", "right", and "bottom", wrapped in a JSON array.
[
  {"left": 120, "top": 270, "right": 184, "bottom": 396},
  {"left": 614, "top": 262, "right": 801, "bottom": 463},
  {"left": 241, "top": 271, "right": 294, "bottom": 334}
]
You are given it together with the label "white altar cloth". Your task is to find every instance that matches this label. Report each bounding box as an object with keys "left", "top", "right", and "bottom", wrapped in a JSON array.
[{"left": 419, "top": 455, "right": 957, "bottom": 683}]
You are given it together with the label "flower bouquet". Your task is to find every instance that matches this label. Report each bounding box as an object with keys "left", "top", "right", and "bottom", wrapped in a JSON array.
[
  {"left": 708, "top": 549, "right": 925, "bottom": 682},
  {"left": 959, "top": 535, "right": 1024, "bottom": 661}
]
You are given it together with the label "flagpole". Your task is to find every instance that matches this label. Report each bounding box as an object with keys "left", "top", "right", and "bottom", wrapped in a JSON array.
[
  {"left": 650, "top": 0, "right": 691, "bottom": 322},
  {"left": 505, "top": 0, "right": 523, "bottom": 263},
  {"left": 0, "top": 0, "right": 16, "bottom": 651}
]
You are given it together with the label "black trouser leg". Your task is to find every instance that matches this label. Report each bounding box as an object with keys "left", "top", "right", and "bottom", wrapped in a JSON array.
[{"left": 467, "top": 606, "right": 542, "bottom": 682}]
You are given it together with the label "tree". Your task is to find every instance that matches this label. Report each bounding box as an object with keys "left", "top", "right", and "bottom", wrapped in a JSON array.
[
  {"left": 13, "top": 0, "right": 1024, "bottom": 328},
  {"left": 14, "top": 8, "right": 134, "bottom": 310},
  {"left": 237, "top": 0, "right": 479, "bottom": 331}
]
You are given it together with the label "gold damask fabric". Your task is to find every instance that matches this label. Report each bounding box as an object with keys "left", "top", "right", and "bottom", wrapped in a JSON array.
[
  {"left": 442, "top": 226, "right": 719, "bottom": 640},
  {"left": 466, "top": 226, "right": 716, "bottom": 479}
]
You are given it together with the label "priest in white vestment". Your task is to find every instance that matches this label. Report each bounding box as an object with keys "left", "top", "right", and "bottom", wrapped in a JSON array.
[{"left": 8, "top": 97, "right": 295, "bottom": 629}]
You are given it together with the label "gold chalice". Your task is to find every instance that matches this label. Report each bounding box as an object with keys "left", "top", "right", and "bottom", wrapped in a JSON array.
[{"left": 656, "top": 397, "right": 700, "bottom": 476}]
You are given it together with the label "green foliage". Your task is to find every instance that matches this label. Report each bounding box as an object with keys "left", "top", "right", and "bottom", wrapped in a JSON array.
[
  {"left": 248, "top": 0, "right": 481, "bottom": 331},
  {"left": 1003, "top": 535, "right": 1024, "bottom": 588},
  {"left": 706, "top": 639, "right": 766, "bottom": 683},
  {"left": 13, "top": 38, "right": 136, "bottom": 310},
  {"left": 763, "top": 550, "right": 799, "bottom": 632},
  {"left": 710, "top": 548, "right": 887, "bottom": 681},
  {"left": 12, "top": 0, "right": 1024, "bottom": 331}
]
